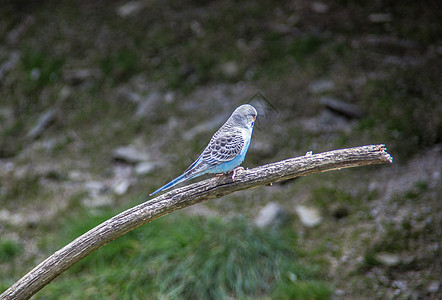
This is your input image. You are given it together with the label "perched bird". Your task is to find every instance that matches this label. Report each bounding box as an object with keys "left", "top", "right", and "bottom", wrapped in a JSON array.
[{"left": 150, "top": 104, "right": 257, "bottom": 196}]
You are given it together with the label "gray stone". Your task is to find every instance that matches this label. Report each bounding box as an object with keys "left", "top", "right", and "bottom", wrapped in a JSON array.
[
  {"left": 295, "top": 205, "right": 322, "bottom": 227},
  {"left": 0, "top": 52, "right": 19, "bottom": 81},
  {"left": 427, "top": 281, "right": 440, "bottom": 293},
  {"left": 308, "top": 79, "right": 334, "bottom": 94},
  {"left": 26, "top": 109, "right": 56, "bottom": 140},
  {"left": 64, "top": 68, "right": 100, "bottom": 85},
  {"left": 116, "top": 1, "right": 146, "bottom": 17},
  {"left": 135, "top": 161, "right": 155, "bottom": 175},
  {"left": 135, "top": 91, "right": 162, "bottom": 118},
  {"left": 82, "top": 195, "right": 113, "bottom": 208},
  {"left": 113, "top": 179, "right": 131, "bottom": 195},
  {"left": 254, "top": 202, "right": 287, "bottom": 228},
  {"left": 219, "top": 61, "right": 239, "bottom": 78},
  {"left": 113, "top": 145, "right": 150, "bottom": 164},
  {"left": 368, "top": 13, "right": 392, "bottom": 23},
  {"left": 375, "top": 252, "right": 400, "bottom": 266},
  {"left": 311, "top": 2, "right": 329, "bottom": 14},
  {"left": 320, "top": 96, "right": 364, "bottom": 119}
]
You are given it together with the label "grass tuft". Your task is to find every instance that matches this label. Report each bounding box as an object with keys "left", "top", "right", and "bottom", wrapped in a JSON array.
[{"left": 37, "top": 212, "right": 331, "bottom": 299}]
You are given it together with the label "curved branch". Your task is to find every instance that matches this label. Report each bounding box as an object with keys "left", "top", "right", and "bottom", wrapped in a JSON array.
[{"left": 1, "top": 144, "right": 392, "bottom": 300}]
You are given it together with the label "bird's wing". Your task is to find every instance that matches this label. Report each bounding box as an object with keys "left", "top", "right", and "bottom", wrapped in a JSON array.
[
  {"left": 202, "top": 129, "right": 244, "bottom": 164},
  {"left": 183, "top": 128, "right": 244, "bottom": 178}
]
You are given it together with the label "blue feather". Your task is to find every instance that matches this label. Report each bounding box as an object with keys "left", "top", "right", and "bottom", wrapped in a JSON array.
[{"left": 149, "top": 173, "right": 188, "bottom": 196}]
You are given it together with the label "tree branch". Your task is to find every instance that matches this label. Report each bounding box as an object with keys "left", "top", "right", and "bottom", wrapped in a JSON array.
[{"left": 1, "top": 144, "right": 392, "bottom": 300}]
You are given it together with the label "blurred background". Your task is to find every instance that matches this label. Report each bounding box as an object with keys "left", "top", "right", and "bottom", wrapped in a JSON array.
[{"left": 0, "top": 0, "right": 441, "bottom": 299}]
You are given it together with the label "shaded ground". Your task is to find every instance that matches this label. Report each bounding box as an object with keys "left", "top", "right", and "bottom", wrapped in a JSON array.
[{"left": 0, "top": 0, "right": 441, "bottom": 299}]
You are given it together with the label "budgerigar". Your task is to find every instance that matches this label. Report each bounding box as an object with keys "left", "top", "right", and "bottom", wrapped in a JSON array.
[{"left": 150, "top": 104, "right": 257, "bottom": 196}]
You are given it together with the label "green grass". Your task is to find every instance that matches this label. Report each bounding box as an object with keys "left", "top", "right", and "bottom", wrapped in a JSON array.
[
  {"left": 0, "top": 173, "right": 41, "bottom": 208},
  {"left": 31, "top": 212, "right": 331, "bottom": 299},
  {"left": 0, "top": 239, "right": 22, "bottom": 262},
  {"left": 20, "top": 48, "right": 65, "bottom": 93}
]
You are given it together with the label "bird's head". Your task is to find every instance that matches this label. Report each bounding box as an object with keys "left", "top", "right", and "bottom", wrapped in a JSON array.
[{"left": 230, "top": 104, "right": 257, "bottom": 129}]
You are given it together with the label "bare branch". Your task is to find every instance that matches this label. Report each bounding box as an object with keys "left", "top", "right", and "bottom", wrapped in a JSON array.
[{"left": 1, "top": 144, "right": 392, "bottom": 300}]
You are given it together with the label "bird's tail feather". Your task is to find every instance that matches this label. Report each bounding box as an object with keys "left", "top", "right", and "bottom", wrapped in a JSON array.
[{"left": 150, "top": 173, "right": 188, "bottom": 196}]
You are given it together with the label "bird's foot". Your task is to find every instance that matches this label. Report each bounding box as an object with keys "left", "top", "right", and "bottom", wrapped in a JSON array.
[{"left": 231, "top": 166, "right": 245, "bottom": 180}]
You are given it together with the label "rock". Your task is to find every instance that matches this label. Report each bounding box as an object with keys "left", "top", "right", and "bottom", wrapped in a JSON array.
[
  {"left": 6, "top": 15, "right": 34, "bottom": 44},
  {"left": 82, "top": 195, "right": 113, "bottom": 208},
  {"left": 84, "top": 181, "right": 108, "bottom": 197},
  {"left": 59, "top": 86, "right": 73, "bottom": 100},
  {"left": 219, "top": 61, "right": 239, "bottom": 78},
  {"left": 26, "top": 109, "right": 56, "bottom": 140},
  {"left": 308, "top": 79, "right": 334, "bottom": 94},
  {"left": 135, "top": 91, "right": 162, "bottom": 118},
  {"left": 311, "top": 2, "right": 329, "bottom": 14},
  {"left": 295, "top": 205, "right": 322, "bottom": 227},
  {"left": 368, "top": 13, "right": 392, "bottom": 23},
  {"left": 135, "top": 161, "right": 155, "bottom": 175},
  {"left": 254, "top": 202, "right": 288, "bottom": 228},
  {"left": 68, "top": 170, "right": 83, "bottom": 181},
  {"left": 116, "top": 1, "right": 146, "bottom": 17},
  {"left": 0, "top": 106, "right": 14, "bottom": 128},
  {"left": 64, "top": 68, "right": 100, "bottom": 85},
  {"left": 0, "top": 52, "right": 19, "bottom": 81},
  {"left": 427, "top": 281, "right": 440, "bottom": 293},
  {"left": 113, "top": 179, "right": 131, "bottom": 195},
  {"left": 113, "top": 145, "right": 150, "bottom": 164},
  {"left": 190, "top": 20, "right": 205, "bottom": 37},
  {"left": 320, "top": 96, "right": 364, "bottom": 119},
  {"left": 375, "top": 252, "right": 400, "bottom": 266}
]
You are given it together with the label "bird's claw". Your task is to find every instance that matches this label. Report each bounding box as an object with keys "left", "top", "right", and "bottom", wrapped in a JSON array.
[{"left": 231, "top": 166, "right": 245, "bottom": 180}]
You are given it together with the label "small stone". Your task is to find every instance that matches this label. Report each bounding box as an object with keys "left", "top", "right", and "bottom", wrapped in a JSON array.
[
  {"left": 113, "top": 145, "right": 150, "bottom": 164},
  {"left": 320, "top": 96, "right": 364, "bottom": 119},
  {"left": 135, "top": 162, "right": 155, "bottom": 175},
  {"left": 0, "top": 52, "right": 19, "bottom": 81},
  {"left": 82, "top": 196, "right": 113, "bottom": 208},
  {"left": 84, "top": 181, "right": 106, "bottom": 193},
  {"left": 64, "top": 69, "right": 99, "bottom": 85},
  {"left": 0, "top": 106, "right": 14, "bottom": 128},
  {"left": 311, "top": 2, "right": 329, "bottom": 13},
  {"left": 113, "top": 179, "right": 131, "bottom": 195},
  {"left": 375, "top": 252, "right": 400, "bottom": 266},
  {"left": 68, "top": 170, "right": 85, "bottom": 181},
  {"left": 427, "top": 281, "right": 440, "bottom": 293},
  {"left": 295, "top": 205, "right": 322, "bottom": 227},
  {"left": 254, "top": 202, "right": 288, "bottom": 228},
  {"left": 219, "top": 61, "right": 239, "bottom": 78},
  {"left": 135, "top": 91, "right": 162, "bottom": 118},
  {"left": 26, "top": 109, "right": 56, "bottom": 140},
  {"left": 368, "top": 13, "right": 392, "bottom": 23},
  {"left": 59, "top": 86, "right": 72, "bottom": 100},
  {"left": 164, "top": 91, "right": 175, "bottom": 104},
  {"left": 308, "top": 79, "right": 334, "bottom": 94},
  {"left": 116, "top": 1, "right": 146, "bottom": 17}
]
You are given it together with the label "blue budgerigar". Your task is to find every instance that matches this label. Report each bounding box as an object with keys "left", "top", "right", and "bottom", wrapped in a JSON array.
[{"left": 150, "top": 104, "right": 257, "bottom": 196}]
